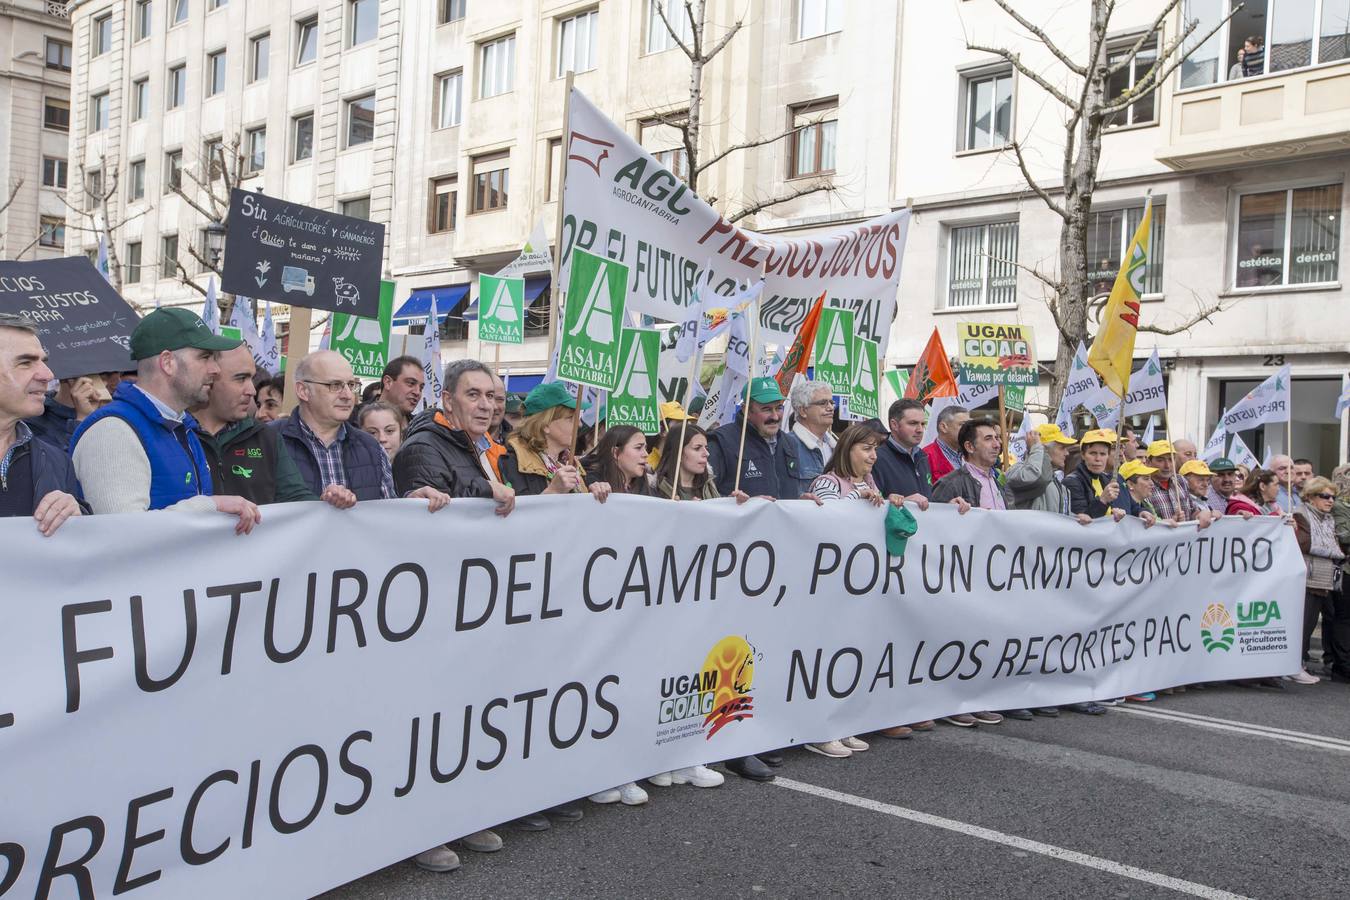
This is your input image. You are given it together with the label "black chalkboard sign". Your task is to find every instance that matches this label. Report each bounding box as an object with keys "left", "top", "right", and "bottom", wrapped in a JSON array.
[
  {"left": 221, "top": 189, "right": 384, "bottom": 319},
  {"left": 0, "top": 257, "right": 140, "bottom": 378}
]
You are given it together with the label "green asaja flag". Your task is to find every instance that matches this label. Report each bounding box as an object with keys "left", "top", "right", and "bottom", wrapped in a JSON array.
[
  {"left": 1004, "top": 384, "right": 1026, "bottom": 412},
  {"left": 608, "top": 328, "right": 661, "bottom": 432},
  {"left": 559, "top": 249, "right": 628, "bottom": 391},
  {"left": 849, "top": 337, "right": 880, "bottom": 419},
  {"left": 477, "top": 274, "right": 525, "bottom": 345},
  {"left": 883, "top": 368, "right": 909, "bottom": 400},
  {"left": 330, "top": 280, "right": 394, "bottom": 379},
  {"left": 813, "top": 307, "right": 855, "bottom": 396}
]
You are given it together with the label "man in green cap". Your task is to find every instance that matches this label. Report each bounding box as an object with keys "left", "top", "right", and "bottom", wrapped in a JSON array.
[
  {"left": 70, "top": 307, "right": 262, "bottom": 532},
  {"left": 706, "top": 376, "right": 807, "bottom": 500}
]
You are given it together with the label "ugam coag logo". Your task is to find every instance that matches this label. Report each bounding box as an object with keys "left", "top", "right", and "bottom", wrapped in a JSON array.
[
  {"left": 658, "top": 636, "right": 762, "bottom": 739},
  {"left": 1201, "top": 601, "right": 1283, "bottom": 653}
]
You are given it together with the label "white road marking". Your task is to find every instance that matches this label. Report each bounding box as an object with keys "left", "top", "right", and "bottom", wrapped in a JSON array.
[
  {"left": 773, "top": 777, "right": 1251, "bottom": 900},
  {"left": 1114, "top": 706, "right": 1350, "bottom": 753}
]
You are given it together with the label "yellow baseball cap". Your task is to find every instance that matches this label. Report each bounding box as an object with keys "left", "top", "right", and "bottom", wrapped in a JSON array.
[
  {"left": 1036, "top": 424, "right": 1076, "bottom": 445},
  {"left": 1080, "top": 428, "right": 1117, "bottom": 446},
  {"left": 1146, "top": 440, "right": 1175, "bottom": 458},
  {"left": 1179, "top": 459, "right": 1214, "bottom": 477},
  {"left": 659, "top": 401, "right": 696, "bottom": 421},
  {"left": 1120, "top": 459, "right": 1158, "bottom": 480}
]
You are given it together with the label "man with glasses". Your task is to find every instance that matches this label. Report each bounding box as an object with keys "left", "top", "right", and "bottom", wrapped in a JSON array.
[
  {"left": 71, "top": 308, "right": 261, "bottom": 533},
  {"left": 274, "top": 350, "right": 448, "bottom": 508},
  {"left": 789, "top": 379, "right": 836, "bottom": 488}
]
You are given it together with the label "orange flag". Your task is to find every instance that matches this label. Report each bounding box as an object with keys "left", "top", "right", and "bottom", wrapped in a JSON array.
[
  {"left": 774, "top": 291, "right": 825, "bottom": 395},
  {"left": 904, "top": 328, "right": 958, "bottom": 402}
]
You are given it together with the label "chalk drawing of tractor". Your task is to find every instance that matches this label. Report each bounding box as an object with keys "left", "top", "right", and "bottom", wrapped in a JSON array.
[
  {"left": 332, "top": 276, "right": 361, "bottom": 308},
  {"left": 280, "top": 266, "right": 315, "bottom": 296}
]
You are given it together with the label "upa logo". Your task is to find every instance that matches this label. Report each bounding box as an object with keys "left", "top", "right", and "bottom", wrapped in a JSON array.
[
  {"left": 1200, "top": 603, "right": 1236, "bottom": 653},
  {"left": 1237, "top": 601, "right": 1282, "bottom": 629}
]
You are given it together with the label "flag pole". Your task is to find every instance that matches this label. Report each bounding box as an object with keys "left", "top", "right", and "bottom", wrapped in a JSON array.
[
  {"left": 549, "top": 71, "right": 574, "bottom": 363},
  {"left": 732, "top": 307, "right": 762, "bottom": 496},
  {"left": 997, "top": 385, "right": 1010, "bottom": 467},
  {"left": 670, "top": 350, "right": 701, "bottom": 500}
]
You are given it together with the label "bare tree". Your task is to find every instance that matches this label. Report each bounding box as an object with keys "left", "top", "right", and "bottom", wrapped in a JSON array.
[
  {"left": 58, "top": 157, "right": 148, "bottom": 291},
  {"left": 0, "top": 178, "right": 44, "bottom": 259},
  {"left": 165, "top": 135, "right": 250, "bottom": 317},
  {"left": 968, "top": 0, "right": 1239, "bottom": 405},
  {"left": 651, "top": 0, "right": 834, "bottom": 224}
]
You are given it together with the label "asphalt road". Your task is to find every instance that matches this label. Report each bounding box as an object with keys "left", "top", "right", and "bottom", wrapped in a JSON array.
[{"left": 323, "top": 673, "right": 1350, "bottom": 900}]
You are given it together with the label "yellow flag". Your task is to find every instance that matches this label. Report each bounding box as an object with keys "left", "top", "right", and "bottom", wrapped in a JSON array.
[{"left": 1087, "top": 198, "right": 1152, "bottom": 396}]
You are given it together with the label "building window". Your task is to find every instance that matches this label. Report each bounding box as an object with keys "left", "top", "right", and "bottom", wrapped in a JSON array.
[
  {"left": 42, "top": 157, "right": 68, "bottom": 189},
  {"left": 296, "top": 17, "right": 319, "bottom": 66},
  {"left": 1086, "top": 204, "right": 1166, "bottom": 297},
  {"left": 439, "top": 0, "right": 466, "bottom": 23},
  {"left": 167, "top": 64, "right": 186, "bottom": 109},
  {"left": 134, "top": 0, "right": 152, "bottom": 41},
  {"left": 1106, "top": 38, "right": 1158, "bottom": 128},
  {"left": 341, "top": 196, "right": 371, "bottom": 220},
  {"left": 164, "top": 150, "right": 183, "bottom": 193},
  {"left": 345, "top": 94, "right": 375, "bottom": 147},
  {"left": 961, "top": 68, "right": 1012, "bottom": 151},
  {"left": 43, "top": 97, "right": 70, "bottom": 131},
  {"left": 638, "top": 117, "right": 688, "bottom": 183},
  {"left": 429, "top": 176, "right": 457, "bottom": 232},
  {"left": 947, "top": 220, "right": 1019, "bottom": 307},
  {"left": 86, "top": 169, "right": 104, "bottom": 200},
  {"left": 292, "top": 113, "right": 314, "bottom": 162},
  {"left": 1234, "top": 183, "right": 1342, "bottom": 289},
  {"left": 128, "top": 159, "right": 146, "bottom": 200},
  {"left": 206, "top": 50, "right": 226, "bottom": 96},
  {"left": 39, "top": 217, "right": 65, "bottom": 248},
  {"left": 647, "top": 0, "right": 692, "bottom": 53},
  {"left": 545, "top": 137, "right": 564, "bottom": 201},
  {"left": 93, "top": 14, "right": 112, "bottom": 56},
  {"left": 1180, "top": 0, "right": 1350, "bottom": 89},
  {"left": 46, "top": 38, "right": 72, "bottom": 71},
  {"left": 787, "top": 99, "right": 837, "bottom": 178},
  {"left": 249, "top": 33, "right": 270, "bottom": 82},
  {"left": 796, "top": 0, "right": 841, "bottom": 40},
  {"left": 436, "top": 71, "right": 462, "bottom": 128},
  {"left": 349, "top": 0, "right": 377, "bottom": 47},
  {"left": 557, "top": 9, "right": 598, "bottom": 77},
  {"left": 161, "top": 234, "right": 179, "bottom": 278},
  {"left": 479, "top": 34, "right": 515, "bottom": 98},
  {"left": 89, "top": 93, "right": 110, "bottom": 133},
  {"left": 208, "top": 0, "right": 227, "bottom": 10},
  {"left": 245, "top": 127, "right": 266, "bottom": 172},
  {"left": 170, "top": 0, "right": 188, "bottom": 27},
  {"left": 203, "top": 137, "right": 224, "bottom": 179},
  {"left": 130, "top": 78, "right": 149, "bottom": 121},
  {"left": 126, "top": 242, "right": 143, "bottom": 284},
  {"left": 471, "top": 151, "right": 509, "bottom": 212}
]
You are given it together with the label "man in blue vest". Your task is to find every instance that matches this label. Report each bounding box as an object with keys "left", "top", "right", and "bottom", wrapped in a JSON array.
[{"left": 71, "top": 307, "right": 261, "bottom": 533}]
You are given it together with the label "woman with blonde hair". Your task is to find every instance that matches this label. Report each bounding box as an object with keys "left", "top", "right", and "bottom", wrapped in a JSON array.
[
  {"left": 499, "top": 383, "right": 609, "bottom": 500},
  {"left": 1293, "top": 475, "right": 1346, "bottom": 684}
]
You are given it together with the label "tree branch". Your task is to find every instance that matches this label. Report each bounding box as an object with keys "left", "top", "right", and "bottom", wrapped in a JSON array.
[
  {"left": 172, "top": 258, "right": 210, "bottom": 298},
  {"left": 652, "top": 1, "right": 694, "bottom": 59},
  {"left": 966, "top": 44, "right": 1079, "bottom": 110},
  {"left": 984, "top": 250, "right": 1063, "bottom": 294},
  {"left": 1136, "top": 290, "right": 1232, "bottom": 336},
  {"left": 0, "top": 177, "right": 23, "bottom": 218},
  {"left": 1100, "top": 5, "right": 1235, "bottom": 115},
  {"left": 1009, "top": 141, "right": 1070, "bottom": 221},
  {"left": 990, "top": 0, "right": 1086, "bottom": 75},
  {"left": 725, "top": 181, "right": 834, "bottom": 224},
  {"left": 1106, "top": 0, "right": 1183, "bottom": 76},
  {"left": 695, "top": 119, "right": 810, "bottom": 178},
  {"left": 703, "top": 16, "right": 743, "bottom": 60}
]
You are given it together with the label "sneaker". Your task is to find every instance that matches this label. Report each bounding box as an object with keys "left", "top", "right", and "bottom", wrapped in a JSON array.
[
  {"left": 840, "top": 736, "right": 870, "bottom": 752},
  {"left": 1032, "top": 707, "right": 1060, "bottom": 717},
  {"left": 1001, "top": 708, "right": 1034, "bottom": 721},
  {"left": 547, "top": 802, "right": 584, "bottom": 822},
  {"left": 647, "top": 772, "right": 673, "bottom": 787},
  {"left": 942, "top": 714, "right": 978, "bottom": 727},
  {"left": 805, "top": 740, "right": 852, "bottom": 758},
  {"left": 457, "top": 829, "right": 503, "bottom": 853},
  {"left": 618, "top": 782, "right": 649, "bottom": 805},
  {"left": 879, "top": 725, "right": 913, "bottom": 739},
  {"left": 908, "top": 720, "right": 937, "bottom": 731},
  {"left": 413, "top": 845, "right": 461, "bottom": 873},
  {"left": 513, "top": 813, "right": 550, "bottom": 832},
  {"left": 672, "top": 765, "right": 724, "bottom": 788},
  {"left": 1289, "top": 669, "right": 1320, "bottom": 685},
  {"left": 588, "top": 787, "right": 622, "bottom": 804},
  {"left": 1126, "top": 693, "right": 1156, "bottom": 702},
  {"left": 971, "top": 710, "right": 1004, "bottom": 724}
]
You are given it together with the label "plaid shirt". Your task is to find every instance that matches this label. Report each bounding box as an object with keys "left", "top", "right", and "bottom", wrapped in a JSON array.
[
  {"left": 0, "top": 421, "right": 33, "bottom": 487},
  {"left": 1148, "top": 475, "right": 1199, "bottom": 521},
  {"left": 296, "top": 415, "right": 394, "bottom": 499}
]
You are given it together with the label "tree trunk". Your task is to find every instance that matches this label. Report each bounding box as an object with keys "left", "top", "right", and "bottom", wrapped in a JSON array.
[{"left": 685, "top": 0, "right": 706, "bottom": 196}]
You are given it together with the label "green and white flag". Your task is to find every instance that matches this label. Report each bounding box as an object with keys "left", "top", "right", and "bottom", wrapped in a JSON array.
[
  {"left": 813, "top": 307, "right": 855, "bottom": 396},
  {"left": 477, "top": 274, "right": 525, "bottom": 345},
  {"left": 218, "top": 325, "right": 243, "bottom": 342},
  {"left": 883, "top": 368, "right": 909, "bottom": 400},
  {"left": 330, "top": 280, "right": 394, "bottom": 379},
  {"left": 559, "top": 249, "right": 628, "bottom": 391},
  {"left": 1004, "top": 384, "right": 1026, "bottom": 412},
  {"left": 849, "top": 337, "right": 880, "bottom": 419},
  {"left": 608, "top": 328, "right": 661, "bottom": 433}
]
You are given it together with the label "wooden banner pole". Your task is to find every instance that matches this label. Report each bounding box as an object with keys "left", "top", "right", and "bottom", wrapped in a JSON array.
[
  {"left": 732, "top": 309, "right": 762, "bottom": 495},
  {"left": 280, "top": 305, "right": 312, "bottom": 415}
]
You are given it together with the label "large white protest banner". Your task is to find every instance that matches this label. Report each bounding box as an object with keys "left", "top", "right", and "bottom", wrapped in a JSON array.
[
  {"left": 0, "top": 501, "right": 1302, "bottom": 899},
  {"left": 561, "top": 89, "right": 909, "bottom": 350},
  {"left": 1222, "top": 365, "right": 1292, "bottom": 432}
]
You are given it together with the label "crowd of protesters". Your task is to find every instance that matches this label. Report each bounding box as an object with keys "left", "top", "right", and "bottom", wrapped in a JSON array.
[{"left": 3, "top": 308, "right": 1348, "bottom": 874}]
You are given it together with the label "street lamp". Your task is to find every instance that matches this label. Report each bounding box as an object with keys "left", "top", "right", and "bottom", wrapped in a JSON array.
[{"left": 205, "top": 221, "right": 227, "bottom": 269}]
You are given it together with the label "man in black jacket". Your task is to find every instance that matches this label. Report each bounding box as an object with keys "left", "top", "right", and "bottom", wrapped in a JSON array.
[
  {"left": 0, "top": 314, "right": 85, "bottom": 534},
  {"left": 394, "top": 358, "right": 515, "bottom": 516},
  {"left": 706, "top": 377, "right": 807, "bottom": 499},
  {"left": 1064, "top": 428, "right": 1125, "bottom": 520},
  {"left": 872, "top": 398, "right": 934, "bottom": 505}
]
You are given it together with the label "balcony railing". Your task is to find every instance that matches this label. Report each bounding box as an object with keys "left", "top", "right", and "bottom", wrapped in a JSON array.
[{"left": 45, "top": 1, "right": 68, "bottom": 18}]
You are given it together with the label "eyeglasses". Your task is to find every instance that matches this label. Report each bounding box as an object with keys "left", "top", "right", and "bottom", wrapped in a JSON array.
[
  {"left": 302, "top": 379, "right": 361, "bottom": 395},
  {"left": 1314, "top": 492, "right": 1336, "bottom": 501}
]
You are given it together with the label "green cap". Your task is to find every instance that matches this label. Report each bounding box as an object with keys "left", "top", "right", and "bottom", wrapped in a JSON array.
[
  {"left": 504, "top": 392, "right": 525, "bottom": 414},
  {"left": 1208, "top": 456, "right": 1237, "bottom": 473},
  {"left": 130, "top": 307, "right": 242, "bottom": 360},
  {"left": 524, "top": 382, "right": 591, "bottom": 415},
  {"left": 743, "top": 376, "right": 786, "bottom": 405},
  {"left": 884, "top": 504, "right": 919, "bottom": 557}
]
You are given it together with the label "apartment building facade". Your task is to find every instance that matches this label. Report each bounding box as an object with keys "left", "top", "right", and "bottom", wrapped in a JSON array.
[{"left": 0, "top": 0, "right": 72, "bottom": 261}]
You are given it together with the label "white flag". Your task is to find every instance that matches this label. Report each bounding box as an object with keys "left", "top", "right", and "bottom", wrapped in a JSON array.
[
  {"left": 1261, "top": 444, "right": 1273, "bottom": 469},
  {"left": 420, "top": 298, "right": 442, "bottom": 412},
  {"left": 1229, "top": 432, "right": 1259, "bottom": 470},
  {"left": 921, "top": 381, "right": 999, "bottom": 448},
  {"left": 1141, "top": 416, "right": 1156, "bottom": 447},
  {"left": 1335, "top": 376, "right": 1350, "bottom": 420},
  {"left": 1009, "top": 413, "right": 1033, "bottom": 462},
  {"left": 1082, "top": 384, "right": 1121, "bottom": 431},
  {"left": 96, "top": 233, "right": 112, "bottom": 284},
  {"left": 723, "top": 307, "right": 752, "bottom": 379},
  {"left": 1063, "top": 341, "right": 1099, "bottom": 405},
  {"left": 260, "top": 301, "right": 280, "bottom": 375},
  {"left": 494, "top": 217, "right": 554, "bottom": 278},
  {"left": 1201, "top": 418, "right": 1228, "bottom": 463},
  {"left": 202, "top": 277, "right": 220, "bottom": 333},
  {"left": 1221, "top": 365, "right": 1291, "bottom": 432},
  {"left": 1123, "top": 349, "right": 1166, "bottom": 416},
  {"left": 227, "top": 297, "right": 269, "bottom": 372},
  {"left": 1054, "top": 392, "right": 1076, "bottom": 439}
]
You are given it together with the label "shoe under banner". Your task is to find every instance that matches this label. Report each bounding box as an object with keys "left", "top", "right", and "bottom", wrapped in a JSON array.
[{"left": 0, "top": 501, "right": 1302, "bottom": 899}]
